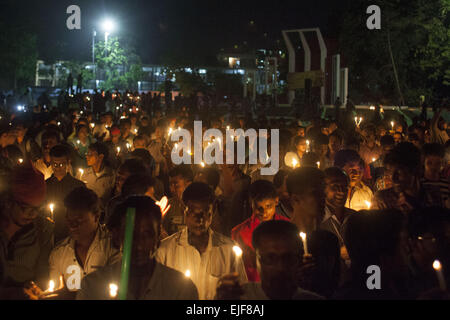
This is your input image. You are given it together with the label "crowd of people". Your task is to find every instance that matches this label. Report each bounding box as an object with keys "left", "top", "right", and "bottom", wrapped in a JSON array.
[{"left": 0, "top": 90, "right": 449, "bottom": 300}]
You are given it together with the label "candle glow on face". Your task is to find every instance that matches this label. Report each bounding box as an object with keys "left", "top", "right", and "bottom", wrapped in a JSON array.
[{"left": 109, "top": 283, "right": 118, "bottom": 298}]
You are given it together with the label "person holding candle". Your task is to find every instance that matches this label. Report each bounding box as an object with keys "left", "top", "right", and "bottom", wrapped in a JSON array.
[
  {"left": 231, "top": 180, "right": 289, "bottom": 282},
  {"left": 77, "top": 196, "right": 198, "bottom": 300},
  {"left": 47, "top": 187, "right": 120, "bottom": 298},
  {"left": 335, "top": 209, "right": 411, "bottom": 299},
  {"left": 156, "top": 182, "right": 247, "bottom": 300},
  {"left": 334, "top": 149, "right": 374, "bottom": 211},
  {"left": 68, "top": 124, "right": 95, "bottom": 168},
  {"left": 162, "top": 165, "right": 193, "bottom": 236},
  {"left": 286, "top": 167, "right": 341, "bottom": 298},
  {"left": 216, "top": 220, "right": 323, "bottom": 300},
  {"left": 283, "top": 136, "right": 307, "bottom": 169},
  {"left": 46, "top": 145, "right": 85, "bottom": 243},
  {"left": 0, "top": 164, "right": 53, "bottom": 298},
  {"left": 33, "top": 130, "right": 60, "bottom": 180},
  {"left": 81, "top": 142, "right": 115, "bottom": 211},
  {"left": 104, "top": 126, "right": 126, "bottom": 170},
  {"left": 407, "top": 207, "right": 450, "bottom": 298}
]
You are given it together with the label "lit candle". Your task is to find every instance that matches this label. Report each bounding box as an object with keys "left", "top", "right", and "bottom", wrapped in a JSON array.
[
  {"left": 78, "top": 168, "right": 84, "bottom": 180},
  {"left": 292, "top": 158, "right": 298, "bottom": 168},
  {"left": 200, "top": 161, "right": 205, "bottom": 168},
  {"left": 316, "top": 161, "right": 320, "bottom": 168},
  {"left": 80, "top": 111, "right": 84, "bottom": 115},
  {"left": 184, "top": 270, "right": 191, "bottom": 278},
  {"left": 433, "top": 260, "right": 447, "bottom": 291},
  {"left": 354, "top": 117, "right": 358, "bottom": 126},
  {"left": 168, "top": 128, "right": 173, "bottom": 137},
  {"left": 364, "top": 200, "right": 371, "bottom": 209},
  {"left": 48, "top": 280, "right": 55, "bottom": 293},
  {"left": 134, "top": 128, "right": 138, "bottom": 134},
  {"left": 76, "top": 140, "right": 80, "bottom": 145},
  {"left": 358, "top": 117, "right": 363, "bottom": 126},
  {"left": 306, "top": 140, "right": 310, "bottom": 152},
  {"left": 372, "top": 157, "right": 376, "bottom": 163},
  {"left": 90, "top": 123, "right": 95, "bottom": 129},
  {"left": 126, "top": 143, "right": 131, "bottom": 151},
  {"left": 49, "top": 203, "right": 54, "bottom": 221},
  {"left": 116, "top": 147, "right": 121, "bottom": 156},
  {"left": 18, "top": 158, "right": 23, "bottom": 164},
  {"left": 57, "top": 122, "right": 61, "bottom": 126},
  {"left": 300, "top": 232, "right": 309, "bottom": 255},
  {"left": 232, "top": 245, "right": 243, "bottom": 273},
  {"left": 226, "top": 125, "right": 230, "bottom": 131},
  {"left": 391, "top": 121, "right": 395, "bottom": 131},
  {"left": 109, "top": 283, "right": 118, "bottom": 298}
]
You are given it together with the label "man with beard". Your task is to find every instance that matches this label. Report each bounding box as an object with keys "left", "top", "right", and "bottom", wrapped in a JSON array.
[{"left": 216, "top": 220, "right": 323, "bottom": 300}]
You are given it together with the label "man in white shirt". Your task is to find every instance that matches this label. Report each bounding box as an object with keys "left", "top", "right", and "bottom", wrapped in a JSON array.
[
  {"left": 156, "top": 182, "right": 247, "bottom": 300},
  {"left": 77, "top": 195, "right": 198, "bottom": 300},
  {"left": 49, "top": 187, "right": 119, "bottom": 297}
]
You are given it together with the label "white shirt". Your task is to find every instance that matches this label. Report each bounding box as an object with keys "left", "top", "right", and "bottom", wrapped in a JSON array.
[
  {"left": 345, "top": 182, "right": 373, "bottom": 211},
  {"left": 76, "top": 261, "right": 198, "bottom": 300},
  {"left": 156, "top": 227, "right": 248, "bottom": 300},
  {"left": 49, "top": 226, "right": 120, "bottom": 291}
]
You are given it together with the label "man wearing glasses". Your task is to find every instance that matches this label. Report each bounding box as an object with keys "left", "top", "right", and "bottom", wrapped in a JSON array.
[{"left": 0, "top": 164, "right": 53, "bottom": 299}]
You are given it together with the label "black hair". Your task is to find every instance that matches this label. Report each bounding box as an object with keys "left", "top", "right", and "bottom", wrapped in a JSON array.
[
  {"left": 249, "top": 180, "right": 278, "bottom": 202},
  {"left": 49, "top": 144, "right": 70, "bottom": 159},
  {"left": 344, "top": 209, "right": 405, "bottom": 279},
  {"left": 196, "top": 167, "right": 220, "bottom": 190},
  {"left": 64, "top": 186, "right": 100, "bottom": 216},
  {"left": 252, "top": 220, "right": 301, "bottom": 251},
  {"left": 384, "top": 142, "right": 421, "bottom": 172},
  {"left": 422, "top": 143, "right": 445, "bottom": 159},
  {"left": 293, "top": 136, "right": 306, "bottom": 147},
  {"left": 119, "top": 158, "right": 148, "bottom": 176},
  {"left": 273, "top": 169, "right": 289, "bottom": 189},
  {"left": 88, "top": 142, "right": 109, "bottom": 159},
  {"left": 122, "top": 174, "right": 155, "bottom": 197},
  {"left": 182, "top": 182, "right": 215, "bottom": 205},
  {"left": 42, "top": 129, "right": 61, "bottom": 143},
  {"left": 286, "top": 167, "right": 325, "bottom": 196},
  {"left": 111, "top": 195, "right": 161, "bottom": 231},
  {"left": 120, "top": 118, "right": 131, "bottom": 127},
  {"left": 169, "top": 164, "right": 194, "bottom": 182},
  {"left": 334, "top": 149, "right": 363, "bottom": 169},
  {"left": 324, "top": 167, "right": 349, "bottom": 183},
  {"left": 380, "top": 135, "right": 395, "bottom": 147}
]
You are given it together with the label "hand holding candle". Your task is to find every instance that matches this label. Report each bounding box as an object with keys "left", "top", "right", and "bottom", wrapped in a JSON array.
[
  {"left": 232, "top": 245, "right": 243, "bottom": 274},
  {"left": 433, "top": 260, "right": 447, "bottom": 291},
  {"left": 300, "top": 232, "right": 309, "bottom": 255}
]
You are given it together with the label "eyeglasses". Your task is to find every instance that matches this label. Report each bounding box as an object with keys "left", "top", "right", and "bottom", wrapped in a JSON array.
[{"left": 52, "top": 163, "right": 67, "bottom": 168}]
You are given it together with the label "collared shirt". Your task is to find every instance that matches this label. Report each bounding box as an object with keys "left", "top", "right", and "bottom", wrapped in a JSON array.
[
  {"left": 156, "top": 227, "right": 247, "bottom": 300},
  {"left": 33, "top": 158, "right": 53, "bottom": 180},
  {"left": 76, "top": 260, "right": 198, "bottom": 300},
  {"left": 0, "top": 216, "right": 54, "bottom": 288},
  {"left": 240, "top": 282, "right": 324, "bottom": 300},
  {"left": 77, "top": 166, "right": 115, "bottom": 208},
  {"left": 320, "top": 206, "right": 355, "bottom": 247},
  {"left": 345, "top": 182, "right": 373, "bottom": 211},
  {"left": 49, "top": 225, "right": 120, "bottom": 291},
  {"left": 231, "top": 213, "right": 290, "bottom": 282}
]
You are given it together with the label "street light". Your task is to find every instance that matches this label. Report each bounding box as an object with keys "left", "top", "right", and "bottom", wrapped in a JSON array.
[{"left": 102, "top": 19, "right": 116, "bottom": 48}]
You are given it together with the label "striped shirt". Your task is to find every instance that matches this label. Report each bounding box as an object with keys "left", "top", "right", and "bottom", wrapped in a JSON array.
[
  {"left": 156, "top": 227, "right": 247, "bottom": 300},
  {"left": 421, "top": 178, "right": 450, "bottom": 209}
]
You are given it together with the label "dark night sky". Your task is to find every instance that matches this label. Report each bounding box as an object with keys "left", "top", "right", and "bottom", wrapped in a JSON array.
[{"left": 2, "top": 0, "right": 339, "bottom": 65}]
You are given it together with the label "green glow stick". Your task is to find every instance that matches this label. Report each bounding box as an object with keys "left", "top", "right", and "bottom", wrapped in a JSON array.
[{"left": 118, "top": 207, "right": 136, "bottom": 300}]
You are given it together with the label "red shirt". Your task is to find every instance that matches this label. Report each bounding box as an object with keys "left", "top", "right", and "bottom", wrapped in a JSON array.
[{"left": 231, "top": 213, "right": 290, "bottom": 282}]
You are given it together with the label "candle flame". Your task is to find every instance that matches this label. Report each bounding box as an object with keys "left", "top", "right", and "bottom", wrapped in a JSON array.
[
  {"left": 316, "top": 161, "right": 320, "bottom": 168},
  {"left": 226, "top": 126, "right": 230, "bottom": 130},
  {"left": 185, "top": 270, "right": 191, "bottom": 278},
  {"left": 77, "top": 140, "right": 80, "bottom": 144},
  {"left": 18, "top": 158, "right": 23, "bottom": 164},
  {"left": 233, "top": 245, "right": 243, "bottom": 258},
  {"left": 48, "top": 280, "right": 55, "bottom": 293},
  {"left": 116, "top": 147, "right": 121, "bottom": 153},
  {"left": 200, "top": 161, "right": 205, "bottom": 168},
  {"left": 292, "top": 158, "right": 298, "bottom": 168},
  {"left": 78, "top": 168, "right": 84, "bottom": 175},
  {"left": 49, "top": 203, "right": 54, "bottom": 212},
  {"left": 433, "top": 260, "right": 442, "bottom": 271},
  {"left": 109, "top": 283, "right": 118, "bottom": 298},
  {"left": 90, "top": 123, "right": 95, "bottom": 128},
  {"left": 299, "top": 232, "right": 306, "bottom": 241},
  {"left": 364, "top": 200, "right": 371, "bottom": 209}
]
